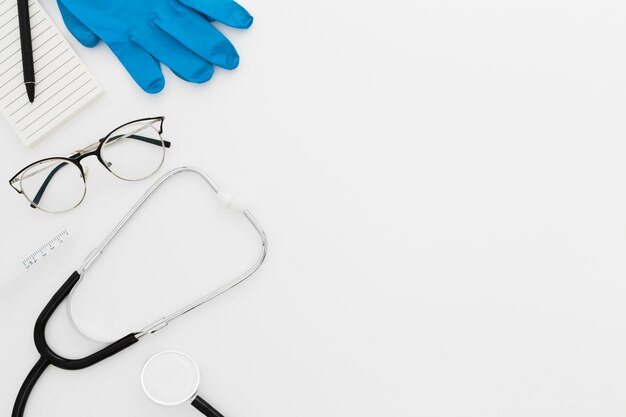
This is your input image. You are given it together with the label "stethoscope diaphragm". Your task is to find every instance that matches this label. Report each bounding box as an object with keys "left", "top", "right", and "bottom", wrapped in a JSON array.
[
  {"left": 141, "top": 351, "right": 224, "bottom": 417},
  {"left": 141, "top": 351, "right": 200, "bottom": 406}
]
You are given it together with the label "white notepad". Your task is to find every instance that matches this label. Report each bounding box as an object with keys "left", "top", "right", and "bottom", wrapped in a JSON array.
[{"left": 0, "top": 0, "right": 102, "bottom": 146}]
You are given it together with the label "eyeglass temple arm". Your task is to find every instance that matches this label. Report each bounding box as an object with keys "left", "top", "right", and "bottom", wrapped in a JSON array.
[
  {"left": 30, "top": 135, "right": 170, "bottom": 208},
  {"left": 31, "top": 162, "right": 68, "bottom": 207},
  {"left": 100, "top": 134, "right": 171, "bottom": 148}
]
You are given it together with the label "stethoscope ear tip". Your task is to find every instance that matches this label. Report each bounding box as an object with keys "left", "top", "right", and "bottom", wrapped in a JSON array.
[{"left": 217, "top": 190, "right": 246, "bottom": 212}]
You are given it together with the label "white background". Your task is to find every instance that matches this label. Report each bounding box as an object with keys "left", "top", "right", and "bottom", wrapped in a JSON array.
[{"left": 1, "top": 0, "right": 626, "bottom": 416}]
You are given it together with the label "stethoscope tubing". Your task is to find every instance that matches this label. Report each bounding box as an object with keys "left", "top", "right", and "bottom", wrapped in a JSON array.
[
  {"left": 191, "top": 396, "right": 225, "bottom": 417},
  {"left": 12, "top": 271, "right": 140, "bottom": 417}
]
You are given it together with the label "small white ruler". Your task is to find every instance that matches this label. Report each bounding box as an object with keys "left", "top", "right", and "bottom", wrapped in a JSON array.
[
  {"left": 0, "top": 229, "right": 71, "bottom": 289},
  {"left": 21, "top": 230, "right": 70, "bottom": 271}
]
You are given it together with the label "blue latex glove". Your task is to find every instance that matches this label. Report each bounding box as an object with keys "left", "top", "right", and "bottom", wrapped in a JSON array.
[{"left": 57, "top": 0, "right": 253, "bottom": 93}]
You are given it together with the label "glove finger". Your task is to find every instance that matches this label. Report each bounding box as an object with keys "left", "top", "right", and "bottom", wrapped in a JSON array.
[
  {"left": 57, "top": 1, "right": 100, "bottom": 47},
  {"left": 179, "top": 0, "right": 253, "bottom": 29},
  {"left": 153, "top": 7, "right": 239, "bottom": 69},
  {"left": 131, "top": 29, "right": 214, "bottom": 84},
  {"left": 109, "top": 43, "right": 165, "bottom": 93}
]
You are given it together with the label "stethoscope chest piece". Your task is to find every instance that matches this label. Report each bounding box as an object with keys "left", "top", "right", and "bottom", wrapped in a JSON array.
[
  {"left": 141, "top": 351, "right": 225, "bottom": 417},
  {"left": 141, "top": 351, "right": 200, "bottom": 407}
]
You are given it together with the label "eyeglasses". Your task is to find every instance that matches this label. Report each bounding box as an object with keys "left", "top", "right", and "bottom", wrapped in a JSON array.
[{"left": 9, "top": 116, "right": 171, "bottom": 213}]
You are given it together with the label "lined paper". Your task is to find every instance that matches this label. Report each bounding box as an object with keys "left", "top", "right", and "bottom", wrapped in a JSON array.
[{"left": 0, "top": 0, "right": 102, "bottom": 146}]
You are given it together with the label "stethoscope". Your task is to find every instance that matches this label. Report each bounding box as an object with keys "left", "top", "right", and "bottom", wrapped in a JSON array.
[{"left": 12, "top": 167, "right": 268, "bottom": 417}]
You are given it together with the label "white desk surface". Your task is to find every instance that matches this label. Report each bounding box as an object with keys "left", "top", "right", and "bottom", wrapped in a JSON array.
[{"left": 2, "top": 1, "right": 626, "bottom": 416}]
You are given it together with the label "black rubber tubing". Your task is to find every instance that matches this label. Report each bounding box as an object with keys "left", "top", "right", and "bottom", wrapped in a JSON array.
[
  {"left": 11, "top": 357, "right": 48, "bottom": 417},
  {"left": 191, "top": 396, "right": 225, "bottom": 417},
  {"left": 12, "top": 271, "right": 139, "bottom": 417}
]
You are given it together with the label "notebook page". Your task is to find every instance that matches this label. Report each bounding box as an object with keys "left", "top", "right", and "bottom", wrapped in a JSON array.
[{"left": 0, "top": 0, "right": 102, "bottom": 146}]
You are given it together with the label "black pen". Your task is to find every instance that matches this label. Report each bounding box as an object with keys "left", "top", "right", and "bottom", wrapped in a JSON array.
[{"left": 17, "top": 0, "right": 35, "bottom": 103}]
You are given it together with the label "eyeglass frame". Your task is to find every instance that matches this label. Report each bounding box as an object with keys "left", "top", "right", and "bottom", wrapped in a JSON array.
[{"left": 9, "top": 116, "right": 171, "bottom": 213}]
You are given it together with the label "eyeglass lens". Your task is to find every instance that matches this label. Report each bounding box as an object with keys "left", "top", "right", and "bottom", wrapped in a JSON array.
[
  {"left": 19, "top": 159, "right": 86, "bottom": 213},
  {"left": 101, "top": 119, "right": 165, "bottom": 181}
]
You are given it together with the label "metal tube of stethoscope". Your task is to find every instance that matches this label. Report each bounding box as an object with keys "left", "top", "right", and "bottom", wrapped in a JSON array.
[
  {"left": 72, "top": 166, "right": 268, "bottom": 340},
  {"left": 136, "top": 210, "right": 267, "bottom": 338}
]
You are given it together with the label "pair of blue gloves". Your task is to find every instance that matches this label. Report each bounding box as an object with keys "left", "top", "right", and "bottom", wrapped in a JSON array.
[{"left": 57, "top": 0, "right": 253, "bottom": 93}]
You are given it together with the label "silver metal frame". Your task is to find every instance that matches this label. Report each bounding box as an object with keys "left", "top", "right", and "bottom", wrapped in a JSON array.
[{"left": 69, "top": 166, "right": 268, "bottom": 341}]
